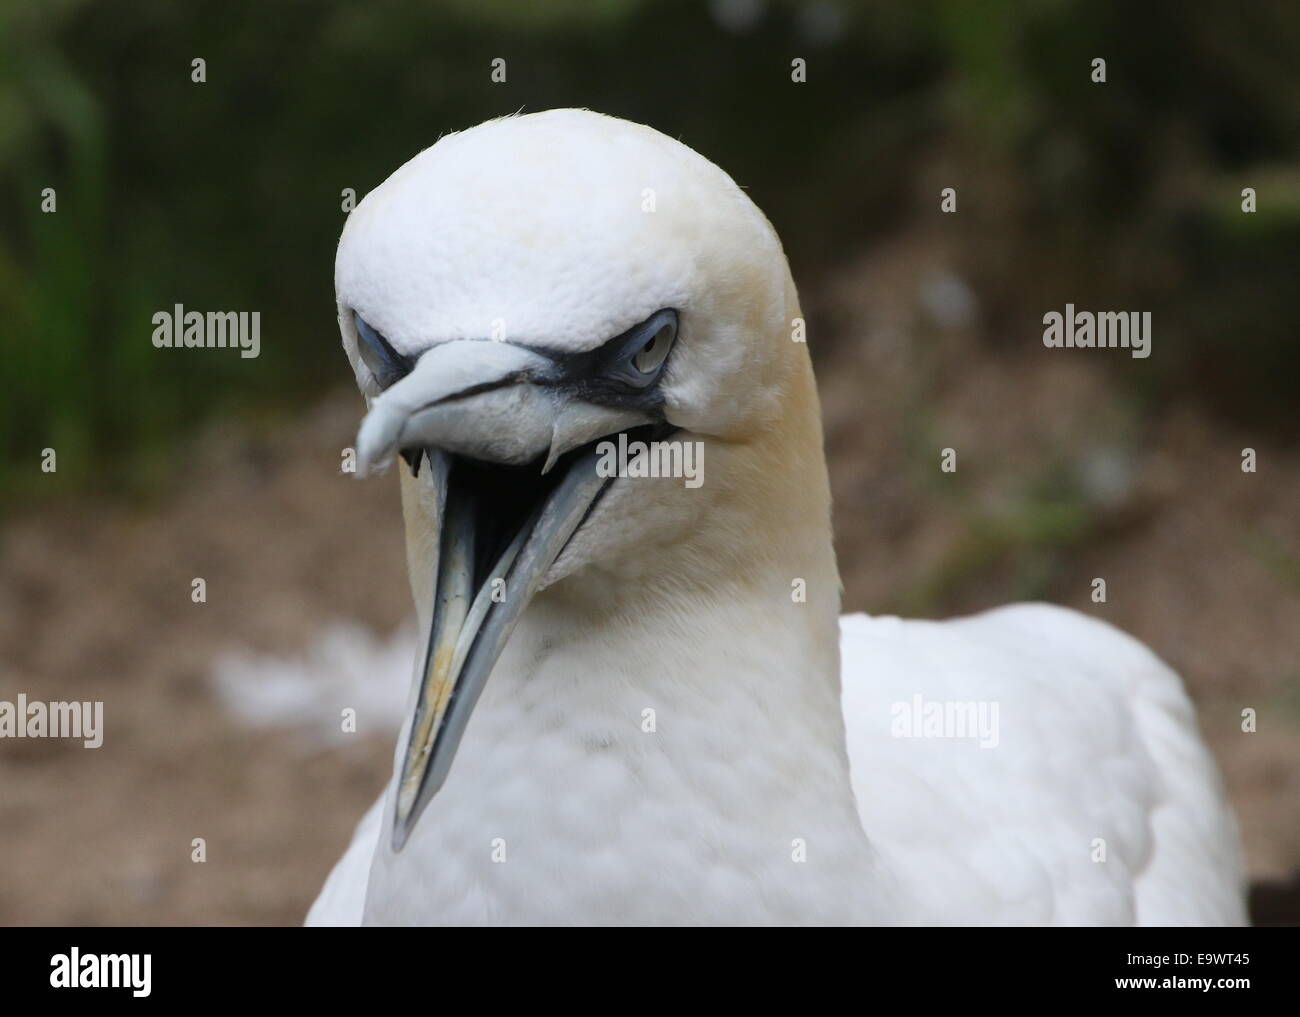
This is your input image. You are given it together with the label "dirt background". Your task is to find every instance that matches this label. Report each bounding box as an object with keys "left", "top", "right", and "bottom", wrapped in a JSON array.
[{"left": 2, "top": 239, "right": 1296, "bottom": 925}]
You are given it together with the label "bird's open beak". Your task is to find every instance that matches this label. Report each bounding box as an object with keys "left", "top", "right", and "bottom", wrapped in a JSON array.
[{"left": 355, "top": 340, "right": 651, "bottom": 850}]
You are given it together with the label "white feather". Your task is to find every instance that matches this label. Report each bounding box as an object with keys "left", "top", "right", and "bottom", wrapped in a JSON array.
[
  {"left": 305, "top": 109, "right": 1246, "bottom": 926},
  {"left": 305, "top": 603, "right": 1244, "bottom": 926}
]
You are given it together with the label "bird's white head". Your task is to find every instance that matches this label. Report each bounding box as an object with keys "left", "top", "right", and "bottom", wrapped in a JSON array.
[{"left": 335, "top": 109, "right": 836, "bottom": 849}]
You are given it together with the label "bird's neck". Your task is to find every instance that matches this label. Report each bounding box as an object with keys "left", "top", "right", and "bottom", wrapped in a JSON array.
[
  {"left": 365, "top": 404, "right": 890, "bottom": 924},
  {"left": 365, "top": 561, "right": 881, "bottom": 925}
]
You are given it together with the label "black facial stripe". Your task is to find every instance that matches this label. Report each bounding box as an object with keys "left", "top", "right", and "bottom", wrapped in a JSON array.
[
  {"left": 355, "top": 307, "right": 678, "bottom": 414},
  {"left": 516, "top": 307, "right": 679, "bottom": 410},
  {"left": 550, "top": 374, "right": 669, "bottom": 417},
  {"left": 354, "top": 312, "right": 414, "bottom": 390},
  {"left": 524, "top": 308, "right": 676, "bottom": 370}
]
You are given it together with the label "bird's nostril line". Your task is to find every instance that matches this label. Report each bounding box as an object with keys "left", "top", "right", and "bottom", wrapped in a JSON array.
[{"left": 412, "top": 373, "right": 539, "bottom": 415}]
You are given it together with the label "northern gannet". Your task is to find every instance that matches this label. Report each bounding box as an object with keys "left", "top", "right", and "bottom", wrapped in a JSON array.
[{"left": 307, "top": 109, "right": 1246, "bottom": 926}]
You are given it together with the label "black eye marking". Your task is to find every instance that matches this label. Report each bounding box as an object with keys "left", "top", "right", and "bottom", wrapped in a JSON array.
[
  {"left": 523, "top": 309, "right": 679, "bottom": 410},
  {"left": 355, "top": 309, "right": 677, "bottom": 414},
  {"left": 354, "top": 312, "right": 414, "bottom": 391}
]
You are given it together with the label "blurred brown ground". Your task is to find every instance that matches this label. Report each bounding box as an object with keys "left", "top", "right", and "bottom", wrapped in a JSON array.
[{"left": 1, "top": 234, "right": 1297, "bottom": 925}]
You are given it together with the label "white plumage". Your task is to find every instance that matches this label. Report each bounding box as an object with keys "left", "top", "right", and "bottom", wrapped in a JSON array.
[
  {"left": 840, "top": 606, "right": 1244, "bottom": 924},
  {"left": 307, "top": 109, "right": 1246, "bottom": 926}
]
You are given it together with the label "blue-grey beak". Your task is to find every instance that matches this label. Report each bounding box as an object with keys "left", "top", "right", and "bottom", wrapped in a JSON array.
[{"left": 355, "top": 339, "right": 650, "bottom": 851}]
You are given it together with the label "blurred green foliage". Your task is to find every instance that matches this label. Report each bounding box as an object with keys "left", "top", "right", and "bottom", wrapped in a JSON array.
[{"left": 1, "top": 0, "right": 1296, "bottom": 502}]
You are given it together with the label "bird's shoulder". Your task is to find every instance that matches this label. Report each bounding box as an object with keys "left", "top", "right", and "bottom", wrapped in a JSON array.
[{"left": 837, "top": 603, "right": 1246, "bottom": 925}]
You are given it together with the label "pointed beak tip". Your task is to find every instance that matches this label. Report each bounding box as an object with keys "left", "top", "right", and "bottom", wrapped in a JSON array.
[
  {"left": 355, "top": 404, "right": 404, "bottom": 476},
  {"left": 389, "top": 441, "right": 616, "bottom": 846}
]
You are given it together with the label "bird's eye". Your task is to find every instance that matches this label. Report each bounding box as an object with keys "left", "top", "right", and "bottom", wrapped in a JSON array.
[
  {"left": 354, "top": 312, "right": 413, "bottom": 391},
  {"left": 631, "top": 318, "right": 676, "bottom": 377},
  {"left": 633, "top": 323, "right": 674, "bottom": 375},
  {"left": 603, "top": 308, "right": 677, "bottom": 389}
]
